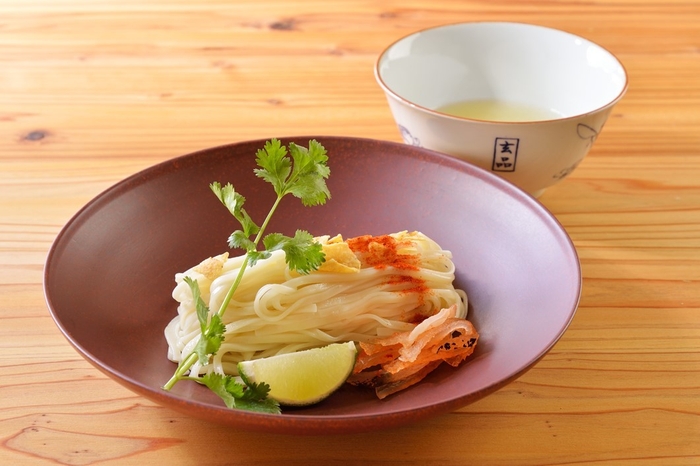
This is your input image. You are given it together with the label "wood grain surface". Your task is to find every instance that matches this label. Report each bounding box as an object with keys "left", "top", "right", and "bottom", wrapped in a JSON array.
[{"left": 1, "top": 0, "right": 699, "bottom": 464}]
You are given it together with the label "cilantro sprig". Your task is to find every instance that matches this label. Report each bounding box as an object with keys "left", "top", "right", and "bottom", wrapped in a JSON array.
[{"left": 162, "top": 139, "right": 330, "bottom": 413}]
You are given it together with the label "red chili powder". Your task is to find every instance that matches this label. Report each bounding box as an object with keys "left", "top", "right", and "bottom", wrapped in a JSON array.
[
  {"left": 346, "top": 234, "right": 429, "bottom": 304},
  {"left": 346, "top": 234, "right": 421, "bottom": 270}
]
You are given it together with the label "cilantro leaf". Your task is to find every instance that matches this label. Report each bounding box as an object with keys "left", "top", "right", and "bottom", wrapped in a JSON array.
[
  {"left": 254, "top": 138, "right": 291, "bottom": 197},
  {"left": 246, "top": 250, "right": 272, "bottom": 268},
  {"left": 210, "top": 182, "right": 241, "bottom": 218},
  {"left": 183, "top": 277, "right": 226, "bottom": 365},
  {"left": 194, "top": 314, "right": 226, "bottom": 365},
  {"left": 211, "top": 182, "right": 260, "bottom": 238},
  {"left": 228, "top": 230, "right": 256, "bottom": 252},
  {"left": 234, "top": 398, "right": 281, "bottom": 414},
  {"left": 183, "top": 276, "right": 209, "bottom": 334},
  {"left": 287, "top": 172, "right": 331, "bottom": 207},
  {"left": 261, "top": 232, "right": 287, "bottom": 251},
  {"left": 237, "top": 381, "right": 280, "bottom": 413},
  {"left": 200, "top": 373, "right": 281, "bottom": 414},
  {"left": 264, "top": 230, "right": 325, "bottom": 274},
  {"left": 200, "top": 373, "right": 238, "bottom": 409},
  {"left": 254, "top": 139, "right": 330, "bottom": 205},
  {"left": 239, "top": 380, "right": 271, "bottom": 400},
  {"left": 286, "top": 140, "right": 330, "bottom": 206}
]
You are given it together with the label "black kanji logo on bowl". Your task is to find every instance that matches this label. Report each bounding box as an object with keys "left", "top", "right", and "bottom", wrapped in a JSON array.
[{"left": 492, "top": 137, "right": 519, "bottom": 172}]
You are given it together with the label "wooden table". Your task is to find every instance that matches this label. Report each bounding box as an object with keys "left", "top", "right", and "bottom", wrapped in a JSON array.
[{"left": 2, "top": 1, "right": 698, "bottom": 464}]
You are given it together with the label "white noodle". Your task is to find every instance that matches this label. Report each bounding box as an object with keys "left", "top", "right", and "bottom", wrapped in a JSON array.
[{"left": 164, "top": 231, "right": 467, "bottom": 376}]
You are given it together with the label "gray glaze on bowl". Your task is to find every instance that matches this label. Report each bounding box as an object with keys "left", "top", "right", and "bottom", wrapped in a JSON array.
[{"left": 44, "top": 136, "right": 580, "bottom": 435}]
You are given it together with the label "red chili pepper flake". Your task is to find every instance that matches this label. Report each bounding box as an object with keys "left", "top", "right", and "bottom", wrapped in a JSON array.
[
  {"left": 346, "top": 234, "right": 429, "bottom": 305},
  {"left": 386, "top": 274, "right": 429, "bottom": 295},
  {"left": 346, "top": 234, "right": 421, "bottom": 270}
]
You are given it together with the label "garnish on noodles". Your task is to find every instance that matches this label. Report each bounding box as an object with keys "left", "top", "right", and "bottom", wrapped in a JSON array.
[
  {"left": 348, "top": 304, "right": 478, "bottom": 399},
  {"left": 161, "top": 138, "right": 479, "bottom": 412}
]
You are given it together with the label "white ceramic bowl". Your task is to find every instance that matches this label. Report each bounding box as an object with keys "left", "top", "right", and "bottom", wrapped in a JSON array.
[{"left": 376, "top": 22, "right": 628, "bottom": 196}]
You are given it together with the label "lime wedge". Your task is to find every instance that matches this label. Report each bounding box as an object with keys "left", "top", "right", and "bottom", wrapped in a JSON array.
[{"left": 238, "top": 341, "right": 357, "bottom": 406}]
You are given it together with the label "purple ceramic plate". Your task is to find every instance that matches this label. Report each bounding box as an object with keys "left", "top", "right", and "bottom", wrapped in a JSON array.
[{"left": 44, "top": 136, "right": 580, "bottom": 435}]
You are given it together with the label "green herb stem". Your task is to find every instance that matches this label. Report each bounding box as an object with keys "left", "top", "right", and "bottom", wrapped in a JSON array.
[
  {"left": 164, "top": 194, "right": 284, "bottom": 389},
  {"left": 161, "top": 139, "right": 329, "bottom": 413},
  {"left": 216, "top": 195, "right": 282, "bottom": 318},
  {"left": 163, "top": 352, "right": 198, "bottom": 390}
]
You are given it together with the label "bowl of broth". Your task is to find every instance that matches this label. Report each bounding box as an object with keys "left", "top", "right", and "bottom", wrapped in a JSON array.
[{"left": 376, "top": 22, "right": 628, "bottom": 196}]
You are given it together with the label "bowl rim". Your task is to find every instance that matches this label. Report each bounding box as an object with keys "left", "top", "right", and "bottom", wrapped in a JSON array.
[{"left": 374, "top": 21, "right": 629, "bottom": 125}]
